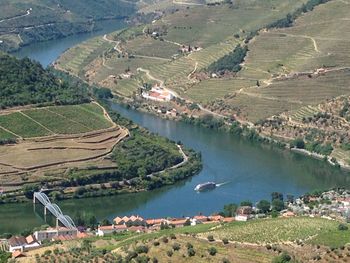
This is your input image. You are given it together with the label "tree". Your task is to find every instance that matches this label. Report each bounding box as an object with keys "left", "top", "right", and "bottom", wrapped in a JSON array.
[
  {"left": 271, "top": 192, "right": 283, "bottom": 202},
  {"left": 290, "top": 138, "right": 305, "bottom": 149},
  {"left": 257, "top": 200, "right": 271, "bottom": 213},
  {"left": 240, "top": 200, "right": 253, "bottom": 207},
  {"left": 272, "top": 199, "right": 285, "bottom": 212},
  {"left": 223, "top": 203, "right": 238, "bottom": 217},
  {"left": 100, "top": 218, "right": 111, "bottom": 226}
]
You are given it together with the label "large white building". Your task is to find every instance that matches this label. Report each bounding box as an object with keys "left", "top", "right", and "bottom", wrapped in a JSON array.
[
  {"left": 33, "top": 227, "right": 77, "bottom": 242},
  {"left": 142, "top": 87, "right": 175, "bottom": 102}
]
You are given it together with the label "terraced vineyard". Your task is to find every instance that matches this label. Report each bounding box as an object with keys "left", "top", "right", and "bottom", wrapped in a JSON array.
[
  {"left": 56, "top": 37, "right": 114, "bottom": 76},
  {"left": 289, "top": 105, "right": 320, "bottom": 122},
  {"left": 0, "top": 103, "right": 113, "bottom": 139},
  {"left": 186, "top": 78, "right": 256, "bottom": 103},
  {"left": 203, "top": 217, "right": 339, "bottom": 244}
]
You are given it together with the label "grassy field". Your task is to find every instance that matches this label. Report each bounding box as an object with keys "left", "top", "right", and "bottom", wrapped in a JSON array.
[
  {"left": 0, "top": 103, "right": 113, "bottom": 139},
  {"left": 202, "top": 217, "right": 341, "bottom": 245}
]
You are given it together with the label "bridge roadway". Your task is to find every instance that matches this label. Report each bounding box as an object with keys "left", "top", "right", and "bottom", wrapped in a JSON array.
[{"left": 33, "top": 191, "right": 76, "bottom": 229}]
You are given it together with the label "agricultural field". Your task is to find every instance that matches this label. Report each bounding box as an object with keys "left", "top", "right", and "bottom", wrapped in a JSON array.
[
  {"left": 186, "top": 78, "right": 256, "bottom": 104},
  {"left": 0, "top": 103, "right": 113, "bottom": 139},
  {"left": 56, "top": 37, "right": 114, "bottom": 77},
  {"left": 202, "top": 217, "right": 341, "bottom": 245},
  {"left": 0, "top": 103, "right": 128, "bottom": 188}
]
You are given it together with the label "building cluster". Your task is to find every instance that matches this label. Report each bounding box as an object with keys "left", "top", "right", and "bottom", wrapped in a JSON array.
[
  {"left": 0, "top": 227, "right": 90, "bottom": 259},
  {"left": 97, "top": 214, "right": 235, "bottom": 236},
  {"left": 142, "top": 86, "right": 175, "bottom": 102},
  {"left": 287, "top": 189, "right": 350, "bottom": 221}
]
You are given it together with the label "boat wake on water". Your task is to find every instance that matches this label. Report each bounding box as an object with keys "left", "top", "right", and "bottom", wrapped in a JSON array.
[
  {"left": 194, "top": 181, "right": 231, "bottom": 192},
  {"left": 215, "top": 181, "right": 231, "bottom": 187}
]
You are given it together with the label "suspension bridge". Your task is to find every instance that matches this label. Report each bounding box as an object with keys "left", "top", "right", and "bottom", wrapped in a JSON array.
[{"left": 33, "top": 191, "right": 76, "bottom": 229}]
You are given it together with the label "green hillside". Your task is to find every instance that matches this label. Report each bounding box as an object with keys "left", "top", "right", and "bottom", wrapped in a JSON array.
[
  {"left": 0, "top": 0, "right": 135, "bottom": 52},
  {"left": 0, "top": 52, "right": 89, "bottom": 109}
]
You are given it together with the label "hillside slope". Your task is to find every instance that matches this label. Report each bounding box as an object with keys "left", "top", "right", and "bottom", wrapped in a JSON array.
[{"left": 0, "top": 0, "right": 135, "bottom": 52}]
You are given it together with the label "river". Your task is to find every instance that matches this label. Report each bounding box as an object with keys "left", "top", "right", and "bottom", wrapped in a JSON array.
[{"left": 1, "top": 22, "right": 350, "bottom": 234}]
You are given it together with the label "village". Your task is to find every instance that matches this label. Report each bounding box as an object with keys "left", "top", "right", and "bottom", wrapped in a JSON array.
[{"left": 2, "top": 188, "right": 350, "bottom": 259}]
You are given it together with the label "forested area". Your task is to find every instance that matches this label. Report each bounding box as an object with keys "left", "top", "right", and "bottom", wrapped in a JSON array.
[
  {"left": 0, "top": 53, "right": 90, "bottom": 109},
  {"left": 207, "top": 45, "right": 248, "bottom": 74}
]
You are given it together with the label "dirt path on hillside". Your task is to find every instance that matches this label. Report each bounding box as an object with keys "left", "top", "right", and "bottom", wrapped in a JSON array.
[
  {"left": 0, "top": 9, "right": 31, "bottom": 23},
  {"left": 173, "top": 0, "right": 204, "bottom": 5},
  {"left": 282, "top": 33, "right": 320, "bottom": 53}
]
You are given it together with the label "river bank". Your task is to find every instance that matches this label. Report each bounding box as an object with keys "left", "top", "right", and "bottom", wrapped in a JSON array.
[{"left": 115, "top": 96, "right": 350, "bottom": 171}]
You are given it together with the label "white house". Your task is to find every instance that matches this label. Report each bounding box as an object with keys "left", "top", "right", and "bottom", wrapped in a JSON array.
[
  {"left": 97, "top": 224, "right": 127, "bottom": 236},
  {"left": 8, "top": 236, "right": 40, "bottom": 252},
  {"left": 33, "top": 227, "right": 77, "bottom": 242},
  {"left": 142, "top": 87, "right": 175, "bottom": 102}
]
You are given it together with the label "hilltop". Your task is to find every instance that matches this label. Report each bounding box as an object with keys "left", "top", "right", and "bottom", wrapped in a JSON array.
[
  {"left": 0, "top": 0, "right": 135, "bottom": 52},
  {"left": 0, "top": 53, "right": 201, "bottom": 204},
  {"left": 55, "top": 0, "right": 350, "bottom": 167}
]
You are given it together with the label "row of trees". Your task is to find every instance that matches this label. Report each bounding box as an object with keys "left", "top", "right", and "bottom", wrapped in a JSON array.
[
  {"left": 221, "top": 192, "right": 294, "bottom": 217},
  {"left": 207, "top": 44, "right": 248, "bottom": 74},
  {"left": 266, "top": 0, "right": 330, "bottom": 29}
]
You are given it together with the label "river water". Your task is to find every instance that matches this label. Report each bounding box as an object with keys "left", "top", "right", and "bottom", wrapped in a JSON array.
[{"left": 1, "top": 21, "right": 350, "bottom": 234}]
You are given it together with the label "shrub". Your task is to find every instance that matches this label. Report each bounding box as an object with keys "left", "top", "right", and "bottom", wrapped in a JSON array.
[
  {"left": 172, "top": 243, "right": 181, "bottom": 251},
  {"left": 135, "top": 245, "right": 148, "bottom": 254},
  {"left": 170, "top": 233, "right": 176, "bottom": 239},
  {"left": 222, "top": 238, "right": 229, "bottom": 245},
  {"left": 152, "top": 257, "right": 158, "bottom": 263},
  {"left": 125, "top": 251, "right": 138, "bottom": 261},
  {"left": 188, "top": 247, "right": 196, "bottom": 257},
  {"left": 162, "top": 237, "right": 169, "bottom": 243},
  {"left": 338, "top": 224, "right": 349, "bottom": 231},
  {"left": 208, "top": 247, "right": 217, "bottom": 256},
  {"left": 153, "top": 241, "right": 160, "bottom": 246},
  {"left": 167, "top": 250, "right": 173, "bottom": 257},
  {"left": 272, "top": 252, "right": 292, "bottom": 263},
  {"left": 186, "top": 242, "right": 193, "bottom": 249},
  {"left": 207, "top": 235, "right": 215, "bottom": 242},
  {"left": 222, "top": 258, "right": 230, "bottom": 263}
]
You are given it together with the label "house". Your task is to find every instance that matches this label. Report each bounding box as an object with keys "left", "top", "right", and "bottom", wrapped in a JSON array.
[
  {"left": 8, "top": 236, "right": 40, "bottom": 252},
  {"left": 8, "top": 236, "right": 27, "bottom": 252},
  {"left": 236, "top": 206, "right": 252, "bottom": 215},
  {"left": 128, "top": 226, "right": 146, "bottom": 233},
  {"left": 34, "top": 227, "right": 77, "bottom": 242},
  {"left": 142, "top": 87, "right": 175, "bottom": 102},
  {"left": 114, "top": 215, "right": 145, "bottom": 226},
  {"left": 193, "top": 215, "right": 208, "bottom": 222},
  {"left": 235, "top": 214, "right": 250, "bottom": 221},
  {"left": 145, "top": 218, "right": 167, "bottom": 226},
  {"left": 208, "top": 215, "right": 224, "bottom": 222},
  {"left": 97, "top": 224, "right": 127, "bottom": 236},
  {"left": 169, "top": 218, "right": 188, "bottom": 227},
  {"left": 235, "top": 206, "right": 253, "bottom": 221},
  {"left": 282, "top": 211, "right": 295, "bottom": 217}
]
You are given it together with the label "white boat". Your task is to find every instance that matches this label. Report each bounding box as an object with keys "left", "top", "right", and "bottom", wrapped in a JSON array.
[{"left": 194, "top": 182, "right": 216, "bottom": 192}]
